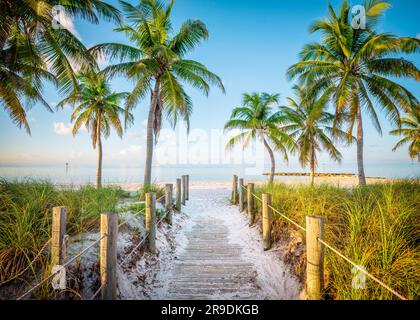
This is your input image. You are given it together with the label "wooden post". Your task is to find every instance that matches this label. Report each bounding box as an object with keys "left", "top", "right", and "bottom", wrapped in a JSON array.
[
  {"left": 306, "top": 215, "right": 324, "bottom": 300},
  {"left": 176, "top": 178, "right": 181, "bottom": 211},
  {"left": 165, "top": 184, "right": 173, "bottom": 225},
  {"left": 145, "top": 193, "right": 156, "bottom": 254},
  {"left": 239, "top": 178, "right": 245, "bottom": 212},
  {"left": 100, "top": 212, "right": 118, "bottom": 300},
  {"left": 51, "top": 206, "right": 67, "bottom": 266},
  {"left": 247, "top": 183, "right": 255, "bottom": 225},
  {"left": 186, "top": 175, "right": 189, "bottom": 200},
  {"left": 181, "top": 175, "right": 186, "bottom": 206},
  {"left": 262, "top": 193, "right": 272, "bottom": 250},
  {"left": 232, "top": 175, "right": 238, "bottom": 204}
]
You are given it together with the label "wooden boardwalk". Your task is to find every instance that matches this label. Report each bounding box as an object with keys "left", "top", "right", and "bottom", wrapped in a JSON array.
[{"left": 166, "top": 216, "right": 261, "bottom": 300}]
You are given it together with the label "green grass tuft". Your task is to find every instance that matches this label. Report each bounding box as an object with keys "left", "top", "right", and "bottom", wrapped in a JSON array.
[{"left": 0, "top": 178, "right": 125, "bottom": 298}]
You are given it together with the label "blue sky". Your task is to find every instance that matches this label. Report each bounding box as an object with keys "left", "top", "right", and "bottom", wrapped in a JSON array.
[{"left": 1, "top": 0, "right": 419, "bottom": 174}]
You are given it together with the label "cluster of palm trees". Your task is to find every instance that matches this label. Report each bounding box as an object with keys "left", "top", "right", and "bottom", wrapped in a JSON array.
[
  {"left": 1, "top": 0, "right": 224, "bottom": 188},
  {"left": 225, "top": 0, "right": 419, "bottom": 186},
  {"left": 1, "top": 0, "right": 419, "bottom": 188}
]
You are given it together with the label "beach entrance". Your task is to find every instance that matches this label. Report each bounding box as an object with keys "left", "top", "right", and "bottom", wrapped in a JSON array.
[{"left": 118, "top": 185, "right": 301, "bottom": 300}]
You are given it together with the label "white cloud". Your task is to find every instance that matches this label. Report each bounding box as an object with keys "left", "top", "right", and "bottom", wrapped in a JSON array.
[
  {"left": 53, "top": 122, "right": 86, "bottom": 135},
  {"left": 53, "top": 122, "right": 72, "bottom": 135},
  {"left": 416, "top": 34, "right": 420, "bottom": 40}
]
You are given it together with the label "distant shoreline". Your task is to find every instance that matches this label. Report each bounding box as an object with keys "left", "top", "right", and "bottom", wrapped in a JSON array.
[{"left": 263, "top": 172, "right": 386, "bottom": 179}]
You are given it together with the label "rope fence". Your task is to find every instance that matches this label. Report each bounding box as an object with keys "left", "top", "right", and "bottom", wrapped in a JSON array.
[
  {"left": 234, "top": 175, "right": 407, "bottom": 300},
  {"left": 119, "top": 194, "right": 166, "bottom": 267},
  {"left": 6, "top": 176, "right": 189, "bottom": 300}
]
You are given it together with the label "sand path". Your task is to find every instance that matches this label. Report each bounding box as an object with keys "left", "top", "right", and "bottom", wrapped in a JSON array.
[{"left": 159, "top": 186, "right": 301, "bottom": 300}]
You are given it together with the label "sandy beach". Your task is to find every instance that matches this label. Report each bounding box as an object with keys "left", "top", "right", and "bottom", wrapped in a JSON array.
[{"left": 105, "top": 176, "right": 393, "bottom": 192}]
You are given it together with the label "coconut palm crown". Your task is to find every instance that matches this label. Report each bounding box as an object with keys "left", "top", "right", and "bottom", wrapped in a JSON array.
[
  {"left": 224, "top": 92, "right": 296, "bottom": 183},
  {"left": 390, "top": 109, "right": 420, "bottom": 162},
  {"left": 90, "top": 0, "right": 225, "bottom": 186},
  {"left": 57, "top": 70, "right": 133, "bottom": 188},
  {"left": 287, "top": 0, "right": 420, "bottom": 185},
  {"left": 281, "top": 85, "right": 350, "bottom": 184},
  {"left": 0, "top": 0, "right": 121, "bottom": 134}
]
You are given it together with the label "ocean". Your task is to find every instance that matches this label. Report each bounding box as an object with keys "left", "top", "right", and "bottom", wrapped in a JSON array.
[{"left": 0, "top": 162, "right": 418, "bottom": 184}]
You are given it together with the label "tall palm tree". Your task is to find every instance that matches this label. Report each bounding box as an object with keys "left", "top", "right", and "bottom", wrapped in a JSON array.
[
  {"left": 57, "top": 70, "right": 133, "bottom": 188},
  {"left": 224, "top": 92, "right": 295, "bottom": 183},
  {"left": 281, "top": 85, "right": 350, "bottom": 185},
  {"left": 0, "top": 0, "right": 121, "bottom": 133},
  {"left": 90, "top": 0, "right": 225, "bottom": 186},
  {"left": 390, "top": 110, "right": 420, "bottom": 162},
  {"left": 287, "top": 0, "right": 419, "bottom": 186}
]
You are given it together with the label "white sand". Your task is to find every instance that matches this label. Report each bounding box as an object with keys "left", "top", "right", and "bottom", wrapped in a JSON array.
[
  {"left": 116, "top": 186, "right": 301, "bottom": 300},
  {"left": 107, "top": 176, "right": 391, "bottom": 191}
]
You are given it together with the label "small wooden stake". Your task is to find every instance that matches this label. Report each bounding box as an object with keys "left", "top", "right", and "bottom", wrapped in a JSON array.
[
  {"left": 176, "top": 178, "right": 181, "bottom": 211},
  {"left": 181, "top": 175, "right": 186, "bottom": 206},
  {"left": 165, "top": 184, "right": 173, "bottom": 225},
  {"left": 51, "top": 206, "right": 67, "bottom": 266},
  {"left": 232, "top": 175, "right": 238, "bottom": 204},
  {"left": 306, "top": 215, "right": 324, "bottom": 300},
  {"left": 239, "top": 178, "right": 245, "bottom": 212},
  {"left": 186, "top": 175, "right": 189, "bottom": 200},
  {"left": 100, "top": 212, "right": 118, "bottom": 300},
  {"left": 145, "top": 193, "right": 156, "bottom": 254},
  {"left": 262, "top": 193, "right": 272, "bottom": 250},
  {"left": 247, "top": 183, "right": 255, "bottom": 225}
]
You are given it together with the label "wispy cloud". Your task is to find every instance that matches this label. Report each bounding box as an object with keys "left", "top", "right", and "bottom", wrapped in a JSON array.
[
  {"left": 53, "top": 122, "right": 86, "bottom": 135},
  {"left": 53, "top": 122, "right": 72, "bottom": 135}
]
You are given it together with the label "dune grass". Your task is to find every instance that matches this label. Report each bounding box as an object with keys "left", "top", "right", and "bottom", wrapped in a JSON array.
[
  {"left": 254, "top": 180, "right": 420, "bottom": 300},
  {"left": 137, "top": 183, "right": 165, "bottom": 201},
  {"left": 0, "top": 179, "right": 125, "bottom": 298}
]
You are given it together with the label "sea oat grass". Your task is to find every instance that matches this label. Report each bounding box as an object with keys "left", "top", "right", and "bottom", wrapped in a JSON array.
[
  {"left": 0, "top": 178, "right": 124, "bottom": 298},
  {"left": 255, "top": 180, "right": 420, "bottom": 300}
]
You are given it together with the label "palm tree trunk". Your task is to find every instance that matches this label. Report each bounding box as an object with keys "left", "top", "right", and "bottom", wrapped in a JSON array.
[
  {"left": 144, "top": 80, "right": 160, "bottom": 186},
  {"left": 262, "top": 137, "right": 275, "bottom": 184},
  {"left": 310, "top": 145, "right": 315, "bottom": 186},
  {"left": 96, "top": 112, "right": 103, "bottom": 189},
  {"left": 356, "top": 107, "right": 367, "bottom": 186}
]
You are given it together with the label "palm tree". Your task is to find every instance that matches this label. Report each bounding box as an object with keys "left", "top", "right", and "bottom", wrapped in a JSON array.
[
  {"left": 224, "top": 92, "right": 295, "bottom": 183},
  {"left": 390, "top": 110, "right": 420, "bottom": 162},
  {"left": 287, "top": 0, "right": 419, "bottom": 186},
  {"left": 57, "top": 70, "right": 132, "bottom": 188},
  {"left": 90, "top": 0, "right": 225, "bottom": 186},
  {"left": 0, "top": 0, "right": 121, "bottom": 133},
  {"left": 281, "top": 85, "right": 350, "bottom": 185}
]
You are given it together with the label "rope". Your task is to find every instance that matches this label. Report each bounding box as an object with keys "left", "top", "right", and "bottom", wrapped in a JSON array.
[
  {"left": 317, "top": 238, "right": 407, "bottom": 300},
  {"left": 119, "top": 208, "right": 169, "bottom": 267},
  {"left": 89, "top": 283, "right": 104, "bottom": 300},
  {"left": 0, "top": 239, "right": 51, "bottom": 287},
  {"left": 16, "top": 192, "right": 170, "bottom": 299},
  {"left": 16, "top": 235, "right": 106, "bottom": 300},
  {"left": 241, "top": 184, "right": 306, "bottom": 232},
  {"left": 118, "top": 207, "right": 146, "bottom": 228},
  {"left": 268, "top": 204, "right": 306, "bottom": 232}
]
